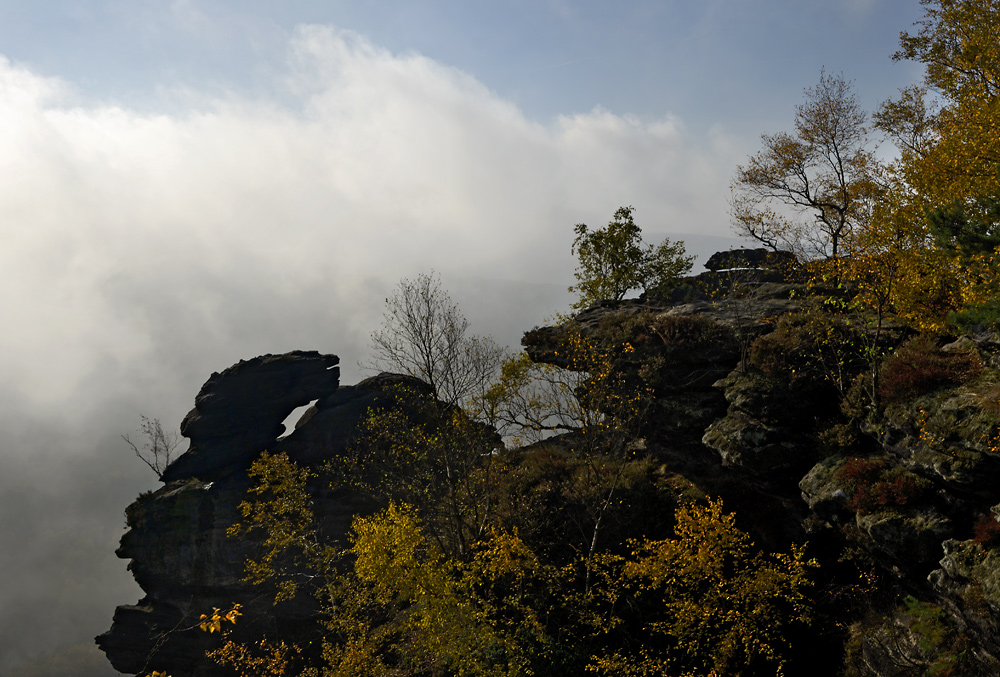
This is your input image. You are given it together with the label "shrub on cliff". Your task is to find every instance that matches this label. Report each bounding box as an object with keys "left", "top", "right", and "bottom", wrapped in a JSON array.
[
  {"left": 746, "top": 312, "right": 868, "bottom": 424},
  {"left": 972, "top": 514, "right": 1000, "bottom": 549},
  {"left": 569, "top": 206, "right": 693, "bottom": 311},
  {"left": 835, "top": 456, "right": 931, "bottom": 515},
  {"left": 590, "top": 310, "right": 738, "bottom": 391},
  {"left": 878, "top": 335, "right": 981, "bottom": 403}
]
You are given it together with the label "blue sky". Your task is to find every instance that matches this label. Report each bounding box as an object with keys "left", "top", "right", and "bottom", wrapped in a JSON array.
[
  {"left": 0, "top": 2, "right": 928, "bottom": 673},
  {"left": 0, "top": 1, "right": 922, "bottom": 128}
]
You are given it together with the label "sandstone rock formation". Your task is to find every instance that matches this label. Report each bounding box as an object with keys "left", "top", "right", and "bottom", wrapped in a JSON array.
[
  {"left": 99, "top": 262, "right": 1000, "bottom": 675},
  {"left": 703, "top": 247, "right": 797, "bottom": 272},
  {"left": 159, "top": 351, "right": 341, "bottom": 483},
  {"left": 97, "top": 353, "right": 422, "bottom": 676}
]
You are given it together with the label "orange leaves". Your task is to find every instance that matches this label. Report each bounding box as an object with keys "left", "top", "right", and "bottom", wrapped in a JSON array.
[
  {"left": 147, "top": 604, "right": 243, "bottom": 677},
  {"left": 199, "top": 603, "right": 242, "bottom": 634},
  {"left": 207, "top": 637, "right": 299, "bottom": 677}
]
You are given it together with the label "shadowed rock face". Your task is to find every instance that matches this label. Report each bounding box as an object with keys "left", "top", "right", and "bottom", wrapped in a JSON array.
[
  {"left": 160, "top": 351, "right": 341, "bottom": 482},
  {"left": 280, "top": 372, "right": 434, "bottom": 467},
  {"left": 96, "top": 353, "right": 420, "bottom": 677},
  {"left": 97, "top": 269, "right": 1000, "bottom": 675}
]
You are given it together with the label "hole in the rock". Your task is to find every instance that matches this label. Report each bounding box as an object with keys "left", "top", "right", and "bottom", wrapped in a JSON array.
[{"left": 280, "top": 399, "right": 318, "bottom": 437}]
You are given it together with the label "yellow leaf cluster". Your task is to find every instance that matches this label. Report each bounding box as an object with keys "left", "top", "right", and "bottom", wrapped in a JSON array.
[
  {"left": 588, "top": 499, "right": 816, "bottom": 677},
  {"left": 863, "top": 1, "right": 1000, "bottom": 329},
  {"left": 199, "top": 603, "right": 242, "bottom": 634}
]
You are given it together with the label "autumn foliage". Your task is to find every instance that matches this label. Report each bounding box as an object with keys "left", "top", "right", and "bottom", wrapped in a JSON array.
[
  {"left": 877, "top": 335, "right": 981, "bottom": 403},
  {"left": 836, "top": 457, "right": 931, "bottom": 516},
  {"left": 222, "top": 451, "right": 816, "bottom": 677},
  {"left": 973, "top": 514, "right": 1000, "bottom": 549},
  {"left": 728, "top": 1, "right": 1000, "bottom": 333}
]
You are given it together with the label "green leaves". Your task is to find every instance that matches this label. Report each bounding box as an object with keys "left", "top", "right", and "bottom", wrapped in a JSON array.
[{"left": 569, "top": 206, "right": 693, "bottom": 310}]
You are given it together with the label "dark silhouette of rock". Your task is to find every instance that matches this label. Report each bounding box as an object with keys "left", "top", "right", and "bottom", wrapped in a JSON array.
[
  {"left": 279, "top": 373, "right": 433, "bottom": 466},
  {"left": 98, "top": 350, "right": 433, "bottom": 676},
  {"left": 704, "top": 247, "right": 797, "bottom": 272},
  {"left": 160, "top": 351, "right": 340, "bottom": 482}
]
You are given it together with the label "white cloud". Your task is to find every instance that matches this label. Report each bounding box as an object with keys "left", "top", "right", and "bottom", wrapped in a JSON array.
[
  {"left": 0, "top": 25, "right": 743, "bottom": 410},
  {"left": 0, "top": 22, "right": 756, "bottom": 671}
]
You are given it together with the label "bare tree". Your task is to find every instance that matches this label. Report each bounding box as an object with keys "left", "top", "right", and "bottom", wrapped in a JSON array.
[
  {"left": 366, "top": 272, "right": 507, "bottom": 413},
  {"left": 123, "top": 416, "right": 181, "bottom": 479}
]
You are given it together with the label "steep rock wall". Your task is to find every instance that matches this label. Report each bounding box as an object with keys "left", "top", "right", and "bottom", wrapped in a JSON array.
[{"left": 97, "top": 352, "right": 423, "bottom": 676}]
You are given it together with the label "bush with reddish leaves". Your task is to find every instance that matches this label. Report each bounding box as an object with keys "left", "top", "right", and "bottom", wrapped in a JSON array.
[
  {"left": 973, "top": 514, "right": 1000, "bottom": 549},
  {"left": 878, "top": 335, "right": 981, "bottom": 403},
  {"left": 836, "top": 456, "right": 931, "bottom": 515}
]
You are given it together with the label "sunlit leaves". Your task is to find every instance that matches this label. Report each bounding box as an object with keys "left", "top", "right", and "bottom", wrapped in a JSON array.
[
  {"left": 229, "top": 452, "right": 336, "bottom": 602},
  {"left": 207, "top": 636, "right": 299, "bottom": 677},
  {"left": 589, "top": 500, "right": 816, "bottom": 677},
  {"left": 348, "top": 503, "right": 537, "bottom": 677},
  {"left": 731, "top": 70, "right": 881, "bottom": 261},
  {"left": 895, "top": 0, "right": 1000, "bottom": 103},
  {"left": 199, "top": 604, "right": 242, "bottom": 634},
  {"left": 569, "top": 206, "right": 693, "bottom": 310},
  {"left": 860, "top": 1, "right": 1000, "bottom": 329}
]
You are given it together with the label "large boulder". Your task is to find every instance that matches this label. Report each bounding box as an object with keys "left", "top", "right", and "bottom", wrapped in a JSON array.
[{"left": 704, "top": 248, "right": 797, "bottom": 272}]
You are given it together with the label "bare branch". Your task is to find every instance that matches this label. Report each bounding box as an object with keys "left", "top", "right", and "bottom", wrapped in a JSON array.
[
  {"left": 123, "top": 416, "right": 181, "bottom": 479},
  {"left": 364, "top": 272, "right": 507, "bottom": 414}
]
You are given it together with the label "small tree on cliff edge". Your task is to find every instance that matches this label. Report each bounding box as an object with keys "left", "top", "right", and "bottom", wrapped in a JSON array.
[
  {"left": 730, "top": 70, "right": 881, "bottom": 261},
  {"left": 569, "top": 206, "right": 693, "bottom": 311},
  {"left": 122, "top": 415, "right": 180, "bottom": 479}
]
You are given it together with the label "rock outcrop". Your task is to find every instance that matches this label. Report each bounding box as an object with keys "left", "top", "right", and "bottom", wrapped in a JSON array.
[
  {"left": 703, "top": 247, "right": 797, "bottom": 272},
  {"left": 99, "top": 259, "right": 1000, "bottom": 676},
  {"left": 160, "top": 351, "right": 341, "bottom": 482},
  {"left": 97, "top": 353, "right": 424, "bottom": 676}
]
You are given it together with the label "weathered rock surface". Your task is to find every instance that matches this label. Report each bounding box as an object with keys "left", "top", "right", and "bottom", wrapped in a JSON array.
[
  {"left": 858, "top": 507, "right": 954, "bottom": 570},
  {"left": 704, "top": 247, "right": 798, "bottom": 272},
  {"left": 99, "top": 258, "right": 1000, "bottom": 675},
  {"left": 799, "top": 456, "right": 850, "bottom": 519},
  {"left": 279, "top": 372, "right": 433, "bottom": 466},
  {"left": 878, "top": 386, "right": 1000, "bottom": 503},
  {"left": 97, "top": 352, "right": 416, "bottom": 676},
  {"left": 161, "top": 351, "right": 341, "bottom": 482},
  {"left": 702, "top": 409, "right": 808, "bottom": 472}
]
